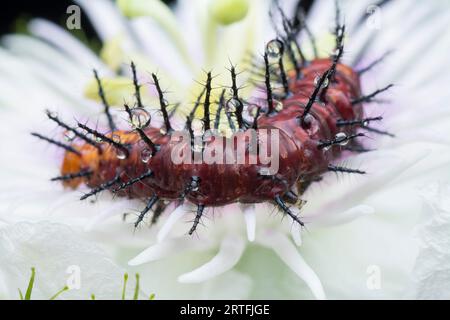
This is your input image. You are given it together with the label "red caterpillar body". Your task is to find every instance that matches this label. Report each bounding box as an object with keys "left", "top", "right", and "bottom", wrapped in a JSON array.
[
  {"left": 60, "top": 60, "right": 360, "bottom": 205},
  {"left": 34, "top": 13, "right": 389, "bottom": 233}
]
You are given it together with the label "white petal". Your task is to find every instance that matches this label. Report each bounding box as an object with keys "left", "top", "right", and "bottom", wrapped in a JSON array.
[
  {"left": 128, "top": 237, "right": 195, "bottom": 266},
  {"left": 0, "top": 221, "right": 126, "bottom": 299},
  {"left": 84, "top": 201, "right": 132, "bottom": 231},
  {"left": 3, "top": 35, "right": 85, "bottom": 82},
  {"left": 304, "top": 150, "right": 427, "bottom": 221},
  {"left": 174, "top": 0, "right": 205, "bottom": 65},
  {"left": 28, "top": 19, "right": 111, "bottom": 74},
  {"left": 291, "top": 223, "right": 302, "bottom": 246},
  {"left": 312, "top": 205, "right": 375, "bottom": 227},
  {"left": 75, "top": 0, "right": 135, "bottom": 47},
  {"left": 157, "top": 204, "right": 189, "bottom": 243},
  {"left": 241, "top": 204, "right": 256, "bottom": 242},
  {"left": 178, "top": 234, "right": 245, "bottom": 283},
  {"left": 129, "top": 18, "right": 191, "bottom": 85},
  {"left": 257, "top": 230, "right": 326, "bottom": 300},
  {"left": 414, "top": 182, "right": 450, "bottom": 299}
]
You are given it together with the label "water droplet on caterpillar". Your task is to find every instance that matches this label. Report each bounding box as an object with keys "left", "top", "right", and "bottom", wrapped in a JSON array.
[
  {"left": 335, "top": 132, "right": 349, "bottom": 145},
  {"left": 140, "top": 148, "right": 153, "bottom": 163},
  {"left": 112, "top": 134, "right": 121, "bottom": 144},
  {"left": 274, "top": 100, "right": 283, "bottom": 111},
  {"left": 64, "top": 130, "right": 76, "bottom": 142},
  {"left": 302, "top": 114, "right": 313, "bottom": 126},
  {"left": 131, "top": 108, "right": 151, "bottom": 129},
  {"left": 266, "top": 39, "right": 283, "bottom": 60},
  {"left": 226, "top": 98, "right": 241, "bottom": 113},
  {"left": 331, "top": 48, "right": 340, "bottom": 58},
  {"left": 116, "top": 148, "right": 127, "bottom": 160},
  {"left": 314, "top": 75, "right": 329, "bottom": 88},
  {"left": 190, "top": 179, "right": 200, "bottom": 192}
]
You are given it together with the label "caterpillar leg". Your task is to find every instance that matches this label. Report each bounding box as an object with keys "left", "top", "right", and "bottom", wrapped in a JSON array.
[
  {"left": 274, "top": 195, "right": 304, "bottom": 227},
  {"left": 134, "top": 195, "right": 159, "bottom": 228},
  {"left": 80, "top": 175, "right": 121, "bottom": 200},
  {"left": 151, "top": 201, "right": 167, "bottom": 225},
  {"left": 284, "top": 190, "right": 299, "bottom": 204},
  {"left": 189, "top": 204, "right": 205, "bottom": 235}
]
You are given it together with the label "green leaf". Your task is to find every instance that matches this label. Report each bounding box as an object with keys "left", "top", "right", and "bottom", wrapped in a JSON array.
[
  {"left": 24, "top": 267, "right": 36, "bottom": 300},
  {"left": 18, "top": 289, "right": 24, "bottom": 300},
  {"left": 49, "top": 286, "right": 69, "bottom": 300}
]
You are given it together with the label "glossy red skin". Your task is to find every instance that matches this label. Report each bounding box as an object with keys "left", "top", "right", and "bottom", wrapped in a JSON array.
[{"left": 61, "top": 59, "right": 362, "bottom": 206}]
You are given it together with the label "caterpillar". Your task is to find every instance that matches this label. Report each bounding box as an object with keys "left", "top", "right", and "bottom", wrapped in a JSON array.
[{"left": 32, "top": 4, "right": 393, "bottom": 235}]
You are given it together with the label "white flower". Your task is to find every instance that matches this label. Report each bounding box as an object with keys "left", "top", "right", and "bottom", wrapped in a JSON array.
[
  {"left": 0, "top": 0, "right": 450, "bottom": 299},
  {"left": 413, "top": 182, "right": 450, "bottom": 299},
  {"left": 0, "top": 221, "right": 129, "bottom": 300}
]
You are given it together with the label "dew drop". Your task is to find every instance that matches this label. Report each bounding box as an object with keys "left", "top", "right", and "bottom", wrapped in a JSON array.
[
  {"left": 331, "top": 48, "right": 340, "bottom": 57},
  {"left": 191, "top": 181, "right": 199, "bottom": 192},
  {"left": 140, "top": 148, "right": 153, "bottom": 163},
  {"left": 300, "top": 113, "right": 314, "bottom": 130},
  {"left": 64, "top": 130, "right": 76, "bottom": 142},
  {"left": 112, "top": 134, "right": 121, "bottom": 144},
  {"left": 266, "top": 39, "right": 283, "bottom": 60},
  {"left": 335, "top": 132, "right": 348, "bottom": 145},
  {"left": 274, "top": 100, "right": 283, "bottom": 111},
  {"left": 131, "top": 108, "right": 151, "bottom": 129},
  {"left": 116, "top": 148, "right": 127, "bottom": 160},
  {"left": 226, "top": 98, "right": 242, "bottom": 113},
  {"left": 314, "top": 75, "right": 329, "bottom": 88},
  {"left": 303, "top": 114, "right": 313, "bottom": 125}
]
